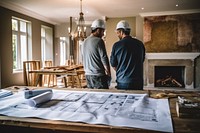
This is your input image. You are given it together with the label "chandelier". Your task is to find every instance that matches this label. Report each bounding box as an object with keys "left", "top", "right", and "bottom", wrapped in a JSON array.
[{"left": 75, "top": 0, "right": 86, "bottom": 40}]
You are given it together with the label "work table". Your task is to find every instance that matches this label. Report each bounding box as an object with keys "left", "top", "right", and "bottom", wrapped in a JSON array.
[{"left": 0, "top": 86, "right": 200, "bottom": 133}]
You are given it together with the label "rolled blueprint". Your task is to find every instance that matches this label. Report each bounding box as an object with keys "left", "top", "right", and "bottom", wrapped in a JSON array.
[
  {"left": 27, "top": 91, "right": 53, "bottom": 107},
  {"left": 24, "top": 89, "right": 52, "bottom": 99},
  {"left": 0, "top": 89, "right": 13, "bottom": 99}
]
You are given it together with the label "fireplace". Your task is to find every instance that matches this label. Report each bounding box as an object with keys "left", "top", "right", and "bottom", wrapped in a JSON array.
[
  {"left": 145, "top": 53, "right": 200, "bottom": 89},
  {"left": 154, "top": 66, "right": 185, "bottom": 88}
]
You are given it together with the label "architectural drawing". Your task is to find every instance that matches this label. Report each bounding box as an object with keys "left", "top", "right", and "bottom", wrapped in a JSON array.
[{"left": 0, "top": 90, "right": 173, "bottom": 132}]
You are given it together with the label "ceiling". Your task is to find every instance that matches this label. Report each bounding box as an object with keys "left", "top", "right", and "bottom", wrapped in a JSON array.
[{"left": 1, "top": 0, "right": 200, "bottom": 25}]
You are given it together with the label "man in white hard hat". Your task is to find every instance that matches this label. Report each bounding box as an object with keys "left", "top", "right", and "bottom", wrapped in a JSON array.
[
  {"left": 82, "top": 19, "right": 111, "bottom": 89},
  {"left": 110, "top": 20, "right": 145, "bottom": 90}
]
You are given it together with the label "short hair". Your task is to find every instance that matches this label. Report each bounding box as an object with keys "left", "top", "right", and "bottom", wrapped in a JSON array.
[
  {"left": 117, "top": 28, "right": 131, "bottom": 35},
  {"left": 91, "top": 28, "right": 104, "bottom": 33},
  {"left": 91, "top": 28, "right": 97, "bottom": 33}
]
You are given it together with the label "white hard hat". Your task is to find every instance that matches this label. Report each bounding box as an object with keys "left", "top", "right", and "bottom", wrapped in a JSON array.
[
  {"left": 91, "top": 19, "right": 105, "bottom": 30},
  {"left": 116, "top": 20, "right": 130, "bottom": 30}
]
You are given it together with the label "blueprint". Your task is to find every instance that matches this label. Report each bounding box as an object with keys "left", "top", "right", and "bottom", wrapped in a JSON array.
[{"left": 0, "top": 89, "right": 173, "bottom": 132}]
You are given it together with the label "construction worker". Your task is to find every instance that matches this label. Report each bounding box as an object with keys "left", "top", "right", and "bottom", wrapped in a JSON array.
[
  {"left": 110, "top": 20, "right": 145, "bottom": 90},
  {"left": 82, "top": 19, "right": 111, "bottom": 89}
]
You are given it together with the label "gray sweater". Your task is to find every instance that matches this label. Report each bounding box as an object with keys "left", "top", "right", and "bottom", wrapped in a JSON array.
[{"left": 82, "top": 35, "right": 109, "bottom": 76}]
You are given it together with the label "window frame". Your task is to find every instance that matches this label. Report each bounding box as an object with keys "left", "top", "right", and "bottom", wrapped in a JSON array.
[
  {"left": 60, "top": 37, "right": 67, "bottom": 65},
  {"left": 12, "top": 17, "right": 31, "bottom": 72},
  {"left": 41, "top": 25, "right": 53, "bottom": 66}
]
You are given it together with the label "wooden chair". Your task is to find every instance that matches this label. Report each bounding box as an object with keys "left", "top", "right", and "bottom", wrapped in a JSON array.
[
  {"left": 44, "top": 60, "right": 53, "bottom": 67},
  {"left": 65, "top": 59, "right": 70, "bottom": 66},
  {"left": 65, "top": 59, "right": 74, "bottom": 66},
  {"left": 43, "top": 60, "right": 57, "bottom": 87},
  {"left": 66, "top": 68, "right": 86, "bottom": 88},
  {"left": 43, "top": 60, "right": 70, "bottom": 88},
  {"left": 23, "top": 60, "right": 41, "bottom": 86}
]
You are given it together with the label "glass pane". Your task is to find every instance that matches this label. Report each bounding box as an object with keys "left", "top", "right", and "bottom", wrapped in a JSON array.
[
  {"left": 12, "top": 17, "right": 31, "bottom": 71},
  {"left": 20, "top": 35, "right": 27, "bottom": 64},
  {"left": 41, "top": 27, "right": 45, "bottom": 37},
  {"left": 41, "top": 38, "right": 46, "bottom": 61},
  {"left": 41, "top": 26, "right": 53, "bottom": 63},
  {"left": 20, "top": 21, "right": 26, "bottom": 32},
  {"left": 60, "top": 37, "right": 66, "bottom": 65},
  {"left": 12, "top": 34, "right": 18, "bottom": 69},
  {"left": 12, "top": 19, "right": 18, "bottom": 31}
]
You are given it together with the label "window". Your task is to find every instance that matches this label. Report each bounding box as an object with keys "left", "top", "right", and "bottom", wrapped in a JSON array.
[
  {"left": 12, "top": 17, "right": 31, "bottom": 71},
  {"left": 60, "top": 37, "right": 67, "bottom": 65},
  {"left": 78, "top": 40, "right": 84, "bottom": 64},
  {"left": 41, "top": 25, "right": 53, "bottom": 65}
]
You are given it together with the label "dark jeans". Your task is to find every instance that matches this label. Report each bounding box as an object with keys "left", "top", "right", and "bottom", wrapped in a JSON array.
[
  {"left": 86, "top": 75, "right": 109, "bottom": 89},
  {"left": 117, "top": 80, "right": 143, "bottom": 90}
]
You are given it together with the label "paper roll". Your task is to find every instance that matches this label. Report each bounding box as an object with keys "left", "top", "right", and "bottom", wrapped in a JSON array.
[
  {"left": 0, "top": 89, "right": 13, "bottom": 99},
  {"left": 27, "top": 91, "right": 53, "bottom": 107},
  {"left": 24, "top": 89, "right": 52, "bottom": 99}
]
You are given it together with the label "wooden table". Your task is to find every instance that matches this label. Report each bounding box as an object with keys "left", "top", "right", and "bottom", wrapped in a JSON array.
[
  {"left": 0, "top": 87, "right": 200, "bottom": 133},
  {"left": 29, "top": 68, "right": 85, "bottom": 88},
  {"left": 43, "top": 65, "right": 83, "bottom": 71}
]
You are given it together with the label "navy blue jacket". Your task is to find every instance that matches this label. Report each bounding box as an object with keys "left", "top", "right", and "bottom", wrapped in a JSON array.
[{"left": 110, "top": 36, "right": 145, "bottom": 84}]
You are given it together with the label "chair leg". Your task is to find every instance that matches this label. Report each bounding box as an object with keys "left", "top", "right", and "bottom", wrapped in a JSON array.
[
  {"left": 63, "top": 77, "right": 67, "bottom": 87},
  {"left": 75, "top": 75, "right": 82, "bottom": 88},
  {"left": 47, "top": 75, "right": 51, "bottom": 87},
  {"left": 53, "top": 75, "right": 57, "bottom": 86}
]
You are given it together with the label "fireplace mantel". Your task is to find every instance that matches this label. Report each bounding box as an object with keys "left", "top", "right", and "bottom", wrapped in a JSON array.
[
  {"left": 144, "top": 52, "right": 200, "bottom": 89},
  {"left": 146, "top": 52, "right": 200, "bottom": 60}
]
